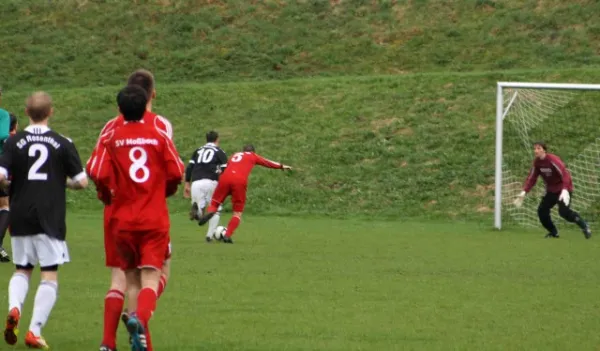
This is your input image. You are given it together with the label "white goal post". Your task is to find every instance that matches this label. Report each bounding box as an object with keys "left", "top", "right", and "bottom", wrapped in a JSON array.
[{"left": 494, "top": 81, "right": 600, "bottom": 230}]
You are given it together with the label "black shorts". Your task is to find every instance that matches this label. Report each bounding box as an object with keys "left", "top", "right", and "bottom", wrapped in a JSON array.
[{"left": 0, "top": 187, "right": 8, "bottom": 198}]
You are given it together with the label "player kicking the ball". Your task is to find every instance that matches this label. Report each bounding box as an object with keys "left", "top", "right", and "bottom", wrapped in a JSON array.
[
  {"left": 198, "top": 144, "right": 292, "bottom": 243},
  {"left": 183, "top": 130, "right": 228, "bottom": 242},
  {"left": 514, "top": 141, "right": 591, "bottom": 239},
  {"left": 95, "top": 85, "right": 184, "bottom": 351}
]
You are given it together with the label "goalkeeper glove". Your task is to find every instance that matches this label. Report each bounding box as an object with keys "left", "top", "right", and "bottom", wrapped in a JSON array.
[
  {"left": 513, "top": 191, "right": 526, "bottom": 208},
  {"left": 559, "top": 189, "right": 570, "bottom": 206}
]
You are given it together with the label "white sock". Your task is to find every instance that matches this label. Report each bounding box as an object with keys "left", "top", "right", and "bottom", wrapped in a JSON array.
[
  {"left": 29, "top": 280, "right": 58, "bottom": 337},
  {"left": 207, "top": 213, "right": 221, "bottom": 238},
  {"left": 8, "top": 273, "right": 29, "bottom": 313}
]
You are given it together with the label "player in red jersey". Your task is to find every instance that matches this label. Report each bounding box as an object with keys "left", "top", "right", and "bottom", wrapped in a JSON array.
[
  {"left": 95, "top": 85, "right": 184, "bottom": 351},
  {"left": 198, "top": 144, "right": 292, "bottom": 243},
  {"left": 514, "top": 141, "right": 591, "bottom": 239},
  {"left": 86, "top": 69, "right": 175, "bottom": 351}
]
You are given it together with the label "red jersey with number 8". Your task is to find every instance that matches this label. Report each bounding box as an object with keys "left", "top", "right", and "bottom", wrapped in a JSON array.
[{"left": 95, "top": 121, "right": 184, "bottom": 232}]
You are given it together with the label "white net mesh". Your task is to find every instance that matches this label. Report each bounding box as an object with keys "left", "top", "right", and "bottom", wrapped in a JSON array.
[{"left": 501, "top": 87, "right": 600, "bottom": 228}]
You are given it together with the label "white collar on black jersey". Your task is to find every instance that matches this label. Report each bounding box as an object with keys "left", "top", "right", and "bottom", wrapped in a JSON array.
[
  {"left": 205, "top": 142, "right": 217, "bottom": 147},
  {"left": 25, "top": 125, "right": 50, "bottom": 134}
]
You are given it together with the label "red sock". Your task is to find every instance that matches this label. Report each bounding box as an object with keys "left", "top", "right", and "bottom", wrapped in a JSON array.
[
  {"left": 102, "top": 289, "right": 125, "bottom": 348},
  {"left": 145, "top": 325, "right": 153, "bottom": 351},
  {"left": 207, "top": 201, "right": 218, "bottom": 213},
  {"left": 226, "top": 216, "right": 241, "bottom": 237},
  {"left": 136, "top": 288, "right": 157, "bottom": 328},
  {"left": 157, "top": 275, "right": 167, "bottom": 299}
]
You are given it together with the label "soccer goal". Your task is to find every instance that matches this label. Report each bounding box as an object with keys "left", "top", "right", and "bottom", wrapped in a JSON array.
[{"left": 494, "top": 81, "right": 600, "bottom": 230}]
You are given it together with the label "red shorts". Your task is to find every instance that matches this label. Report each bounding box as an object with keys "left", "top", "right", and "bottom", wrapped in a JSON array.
[
  {"left": 104, "top": 206, "right": 171, "bottom": 268},
  {"left": 210, "top": 179, "right": 247, "bottom": 212},
  {"left": 115, "top": 229, "right": 170, "bottom": 271},
  {"left": 103, "top": 206, "right": 120, "bottom": 268}
]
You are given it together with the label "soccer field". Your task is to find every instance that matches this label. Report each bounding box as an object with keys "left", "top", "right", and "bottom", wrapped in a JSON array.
[{"left": 1, "top": 214, "right": 598, "bottom": 350}]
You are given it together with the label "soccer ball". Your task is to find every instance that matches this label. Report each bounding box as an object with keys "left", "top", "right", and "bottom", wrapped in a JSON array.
[{"left": 213, "top": 226, "right": 227, "bottom": 240}]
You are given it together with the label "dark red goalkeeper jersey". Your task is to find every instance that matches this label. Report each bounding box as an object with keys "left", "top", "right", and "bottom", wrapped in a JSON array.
[
  {"left": 220, "top": 151, "right": 283, "bottom": 184},
  {"left": 95, "top": 121, "right": 185, "bottom": 232},
  {"left": 523, "top": 153, "right": 573, "bottom": 194}
]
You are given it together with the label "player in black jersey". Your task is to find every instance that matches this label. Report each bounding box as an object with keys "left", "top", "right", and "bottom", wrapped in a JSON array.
[
  {"left": 0, "top": 92, "right": 88, "bottom": 349},
  {"left": 184, "top": 130, "right": 228, "bottom": 241}
]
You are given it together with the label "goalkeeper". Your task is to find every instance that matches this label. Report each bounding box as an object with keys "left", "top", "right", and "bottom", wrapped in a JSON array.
[{"left": 514, "top": 141, "right": 591, "bottom": 239}]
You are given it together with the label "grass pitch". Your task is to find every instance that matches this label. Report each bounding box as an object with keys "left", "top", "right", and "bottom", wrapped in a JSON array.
[{"left": 1, "top": 214, "right": 598, "bottom": 350}]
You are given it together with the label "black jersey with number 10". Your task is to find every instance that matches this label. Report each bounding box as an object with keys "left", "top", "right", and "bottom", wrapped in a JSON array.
[
  {"left": 186, "top": 143, "right": 228, "bottom": 182},
  {"left": 0, "top": 126, "right": 85, "bottom": 240}
]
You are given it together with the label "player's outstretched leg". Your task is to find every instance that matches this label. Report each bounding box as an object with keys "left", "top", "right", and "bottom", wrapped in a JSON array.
[{"left": 558, "top": 201, "right": 591, "bottom": 239}]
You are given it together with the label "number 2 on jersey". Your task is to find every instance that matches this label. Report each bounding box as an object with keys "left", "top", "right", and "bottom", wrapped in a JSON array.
[
  {"left": 129, "top": 147, "right": 150, "bottom": 183},
  {"left": 28, "top": 143, "right": 49, "bottom": 180}
]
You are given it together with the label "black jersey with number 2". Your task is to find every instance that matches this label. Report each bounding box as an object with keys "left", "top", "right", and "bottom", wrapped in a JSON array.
[
  {"left": 186, "top": 142, "right": 228, "bottom": 182},
  {"left": 0, "top": 126, "right": 85, "bottom": 240}
]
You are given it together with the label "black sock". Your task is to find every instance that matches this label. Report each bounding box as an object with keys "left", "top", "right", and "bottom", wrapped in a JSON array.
[
  {"left": 0, "top": 210, "right": 9, "bottom": 247},
  {"left": 574, "top": 216, "right": 587, "bottom": 229}
]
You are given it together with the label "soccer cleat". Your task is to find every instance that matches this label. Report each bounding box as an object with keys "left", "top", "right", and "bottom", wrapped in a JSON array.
[
  {"left": 198, "top": 211, "right": 215, "bottom": 226},
  {"left": 121, "top": 311, "right": 130, "bottom": 329},
  {"left": 24, "top": 331, "right": 49, "bottom": 349},
  {"left": 189, "top": 203, "right": 199, "bottom": 221},
  {"left": 120, "top": 312, "right": 133, "bottom": 345},
  {"left": 99, "top": 345, "right": 117, "bottom": 351},
  {"left": 223, "top": 236, "right": 234, "bottom": 244},
  {"left": 545, "top": 232, "right": 559, "bottom": 238},
  {"left": 4, "top": 307, "right": 20, "bottom": 345},
  {"left": 0, "top": 247, "right": 10, "bottom": 262},
  {"left": 205, "top": 236, "right": 212, "bottom": 243},
  {"left": 126, "top": 317, "right": 147, "bottom": 351}
]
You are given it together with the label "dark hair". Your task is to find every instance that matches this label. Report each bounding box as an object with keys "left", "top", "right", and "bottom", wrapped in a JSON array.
[
  {"left": 117, "top": 85, "right": 148, "bottom": 122},
  {"left": 206, "top": 130, "right": 219, "bottom": 143},
  {"left": 243, "top": 144, "right": 255, "bottom": 152},
  {"left": 9, "top": 113, "right": 17, "bottom": 132},
  {"left": 127, "top": 69, "right": 155, "bottom": 97},
  {"left": 533, "top": 141, "right": 547, "bottom": 151}
]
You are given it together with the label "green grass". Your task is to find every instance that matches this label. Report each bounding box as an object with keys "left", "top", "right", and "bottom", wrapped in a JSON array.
[
  {"left": 4, "top": 69, "right": 600, "bottom": 221},
  {"left": 1, "top": 214, "right": 598, "bottom": 350},
  {"left": 1, "top": 0, "right": 600, "bottom": 90},
  {"left": 1, "top": 1, "right": 599, "bottom": 350}
]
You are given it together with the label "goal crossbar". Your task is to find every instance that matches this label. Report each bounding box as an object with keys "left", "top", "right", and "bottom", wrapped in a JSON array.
[{"left": 494, "top": 81, "right": 600, "bottom": 229}]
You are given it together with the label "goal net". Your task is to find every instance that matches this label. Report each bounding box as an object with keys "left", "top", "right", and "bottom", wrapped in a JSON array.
[{"left": 494, "top": 82, "right": 600, "bottom": 230}]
